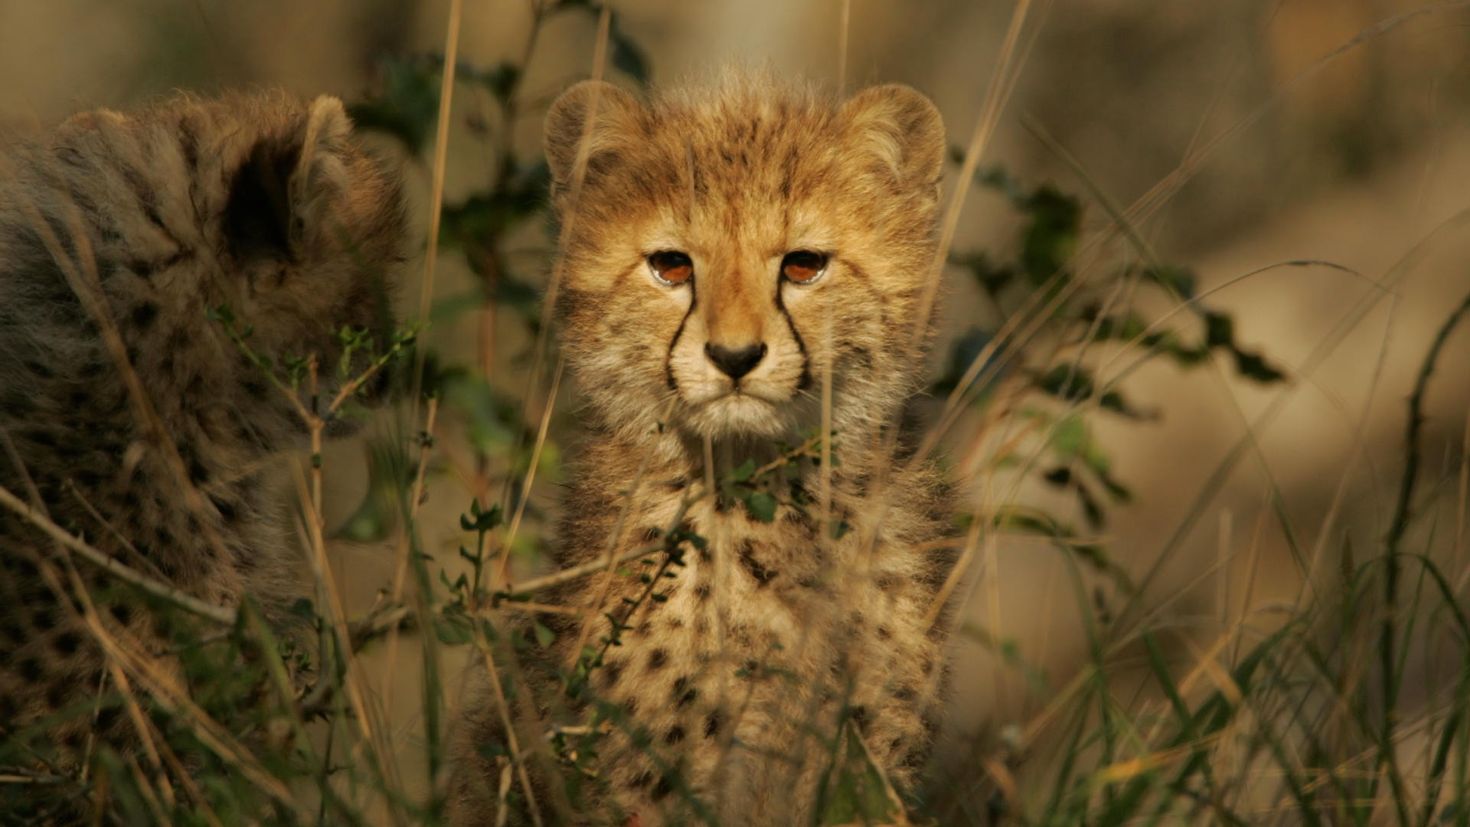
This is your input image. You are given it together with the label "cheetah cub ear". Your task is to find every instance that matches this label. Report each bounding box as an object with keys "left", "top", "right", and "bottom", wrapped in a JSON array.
[
  {"left": 542, "top": 80, "right": 643, "bottom": 209},
  {"left": 840, "top": 84, "right": 946, "bottom": 192},
  {"left": 224, "top": 95, "right": 354, "bottom": 264}
]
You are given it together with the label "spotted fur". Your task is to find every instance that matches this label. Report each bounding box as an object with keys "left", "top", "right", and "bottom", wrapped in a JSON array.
[
  {"left": 0, "top": 91, "right": 405, "bottom": 794},
  {"left": 449, "top": 72, "right": 958, "bottom": 826}
]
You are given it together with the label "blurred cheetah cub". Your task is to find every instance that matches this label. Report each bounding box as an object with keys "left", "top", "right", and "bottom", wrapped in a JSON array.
[
  {"left": 0, "top": 91, "right": 405, "bottom": 802},
  {"left": 451, "top": 73, "right": 957, "bottom": 825}
]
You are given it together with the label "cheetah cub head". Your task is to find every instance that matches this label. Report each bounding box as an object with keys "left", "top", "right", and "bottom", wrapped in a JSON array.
[
  {"left": 545, "top": 75, "right": 945, "bottom": 445},
  {"left": 47, "top": 93, "right": 409, "bottom": 443},
  {"left": 209, "top": 95, "right": 407, "bottom": 431}
]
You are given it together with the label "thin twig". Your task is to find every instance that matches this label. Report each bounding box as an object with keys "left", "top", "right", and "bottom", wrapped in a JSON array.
[{"left": 498, "top": 535, "right": 679, "bottom": 600}]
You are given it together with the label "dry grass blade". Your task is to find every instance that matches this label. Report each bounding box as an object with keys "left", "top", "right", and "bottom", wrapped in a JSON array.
[
  {"left": 1111, "top": 203, "right": 1470, "bottom": 637},
  {"left": 292, "top": 468, "right": 405, "bottom": 821},
  {"left": 517, "top": 4, "right": 612, "bottom": 442},
  {"left": 496, "top": 357, "right": 564, "bottom": 586},
  {"left": 910, "top": 0, "right": 1042, "bottom": 354},
  {"left": 470, "top": 626, "right": 545, "bottom": 827},
  {"left": 495, "top": 538, "right": 674, "bottom": 599},
  {"left": 380, "top": 395, "right": 441, "bottom": 735},
  {"left": 408, "top": 0, "right": 464, "bottom": 419},
  {"left": 1120, "top": 0, "right": 1470, "bottom": 237},
  {"left": 0, "top": 485, "right": 237, "bottom": 625}
]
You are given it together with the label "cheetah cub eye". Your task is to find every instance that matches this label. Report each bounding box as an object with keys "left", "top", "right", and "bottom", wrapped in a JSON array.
[
  {"left": 780, "top": 250, "right": 829, "bottom": 285},
  {"left": 647, "top": 250, "right": 694, "bottom": 286}
]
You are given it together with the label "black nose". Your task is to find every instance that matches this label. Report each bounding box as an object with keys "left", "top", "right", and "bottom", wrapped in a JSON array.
[{"left": 705, "top": 342, "right": 767, "bottom": 380}]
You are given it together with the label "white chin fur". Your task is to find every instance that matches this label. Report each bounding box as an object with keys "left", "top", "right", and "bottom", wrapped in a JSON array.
[{"left": 679, "top": 394, "right": 793, "bottom": 439}]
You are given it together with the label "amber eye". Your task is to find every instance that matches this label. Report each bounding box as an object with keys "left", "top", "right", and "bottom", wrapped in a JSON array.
[
  {"left": 647, "top": 251, "right": 694, "bottom": 286},
  {"left": 781, "top": 250, "right": 829, "bottom": 284}
]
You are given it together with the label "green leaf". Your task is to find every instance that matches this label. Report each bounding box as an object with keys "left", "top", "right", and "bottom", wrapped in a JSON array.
[
  {"left": 818, "top": 724, "right": 902, "bottom": 824},
  {"left": 1019, "top": 184, "right": 1081, "bottom": 282},
  {"left": 1203, "top": 311, "right": 1234, "bottom": 348},
  {"left": 1143, "top": 264, "right": 1197, "bottom": 299},
  {"left": 533, "top": 622, "right": 556, "bottom": 649},
  {"left": 1098, "top": 389, "right": 1156, "bottom": 420},
  {"left": 333, "top": 437, "right": 414, "bottom": 542},
  {"left": 459, "top": 501, "right": 503, "bottom": 533},
  {"left": 441, "top": 373, "right": 523, "bottom": 455},
  {"left": 433, "top": 615, "right": 474, "bottom": 646},
  {"left": 1075, "top": 476, "right": 1105, "bottom": 530},
  {"left": 1042, "top": 466, "right": 1072, "bottom": 488},
  {"left": 440, "top": 190, "right": 544, "bottom": 249},
  {"left": 1233, "top": 348, "right": 1287, "bottom": 384},
  {"left": 1048, "top": 414, "right": 1088, "bottom": 460},
  {"left": 1035, "top": 364, "right": 1095, "bottom": 403},
  {"left": 951, "top": 250, "right": 1015, "bottom": 295},
  {"left": 744, "top": 492, "right": 777, "bottom": 523},
  {"left": 478, "top": 61, "right": 521, "bottom": 103},
  {"left": 429, "top": 290, "right": 485, "bottom": 325},
  {"left": 934, "top": 326, "right": 1001, "bottom": 396},
  {"left": 349, "top": 55, "right": 441, "bottom": 154},
  {"left": 731, "top": 459, "right": 756, "bottom": 482},
  {"left": 610, "top": 24, "right": 650, "bottom": 85}
]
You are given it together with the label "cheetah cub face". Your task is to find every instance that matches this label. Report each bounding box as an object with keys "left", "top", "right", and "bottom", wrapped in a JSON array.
[{"left": 546, "top": 78, "right": 945, "bottom": 443}]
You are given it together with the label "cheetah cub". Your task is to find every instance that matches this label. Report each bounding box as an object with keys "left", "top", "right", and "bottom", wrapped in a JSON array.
[
  {"left": 0, "top": 92, "right": 404, "bottom": 790},
  {"left": 450, "top": 74, "right": 958, "bottom": 825}
]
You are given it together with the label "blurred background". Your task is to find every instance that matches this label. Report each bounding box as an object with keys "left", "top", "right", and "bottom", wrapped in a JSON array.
[{"left": 6, "top": 0, "right": 1470, "bottom": 818}]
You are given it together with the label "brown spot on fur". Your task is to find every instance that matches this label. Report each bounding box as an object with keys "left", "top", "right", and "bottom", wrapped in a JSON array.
[
  {"left": 738, "top": 540, "right": 777, "bottom": 586},
  {"left": 128, "top": 301, "right": 158, "bottom": 331},
  {"left": 672, "top": 676, "right": 697, "bottom": 707},
  {"left": 647, "top": 649, "right": 668, "bottom": 671},
  {"left": 51, "top": 631, "right": 81, "bottom": 657},
  {"left": 601, "top": 659, "right": 623, "bottom": 689},
  {"left": 18, "top": 657, "right": 44, "bottom": 683}
]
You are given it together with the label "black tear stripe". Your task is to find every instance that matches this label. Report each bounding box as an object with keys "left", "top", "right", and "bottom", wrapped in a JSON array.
[
  {"left": 773, "top": 281, "right": 812, "bottom": 391},
  {"left": 664, "top": 276, "right": 698, "bottom": 392}
]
